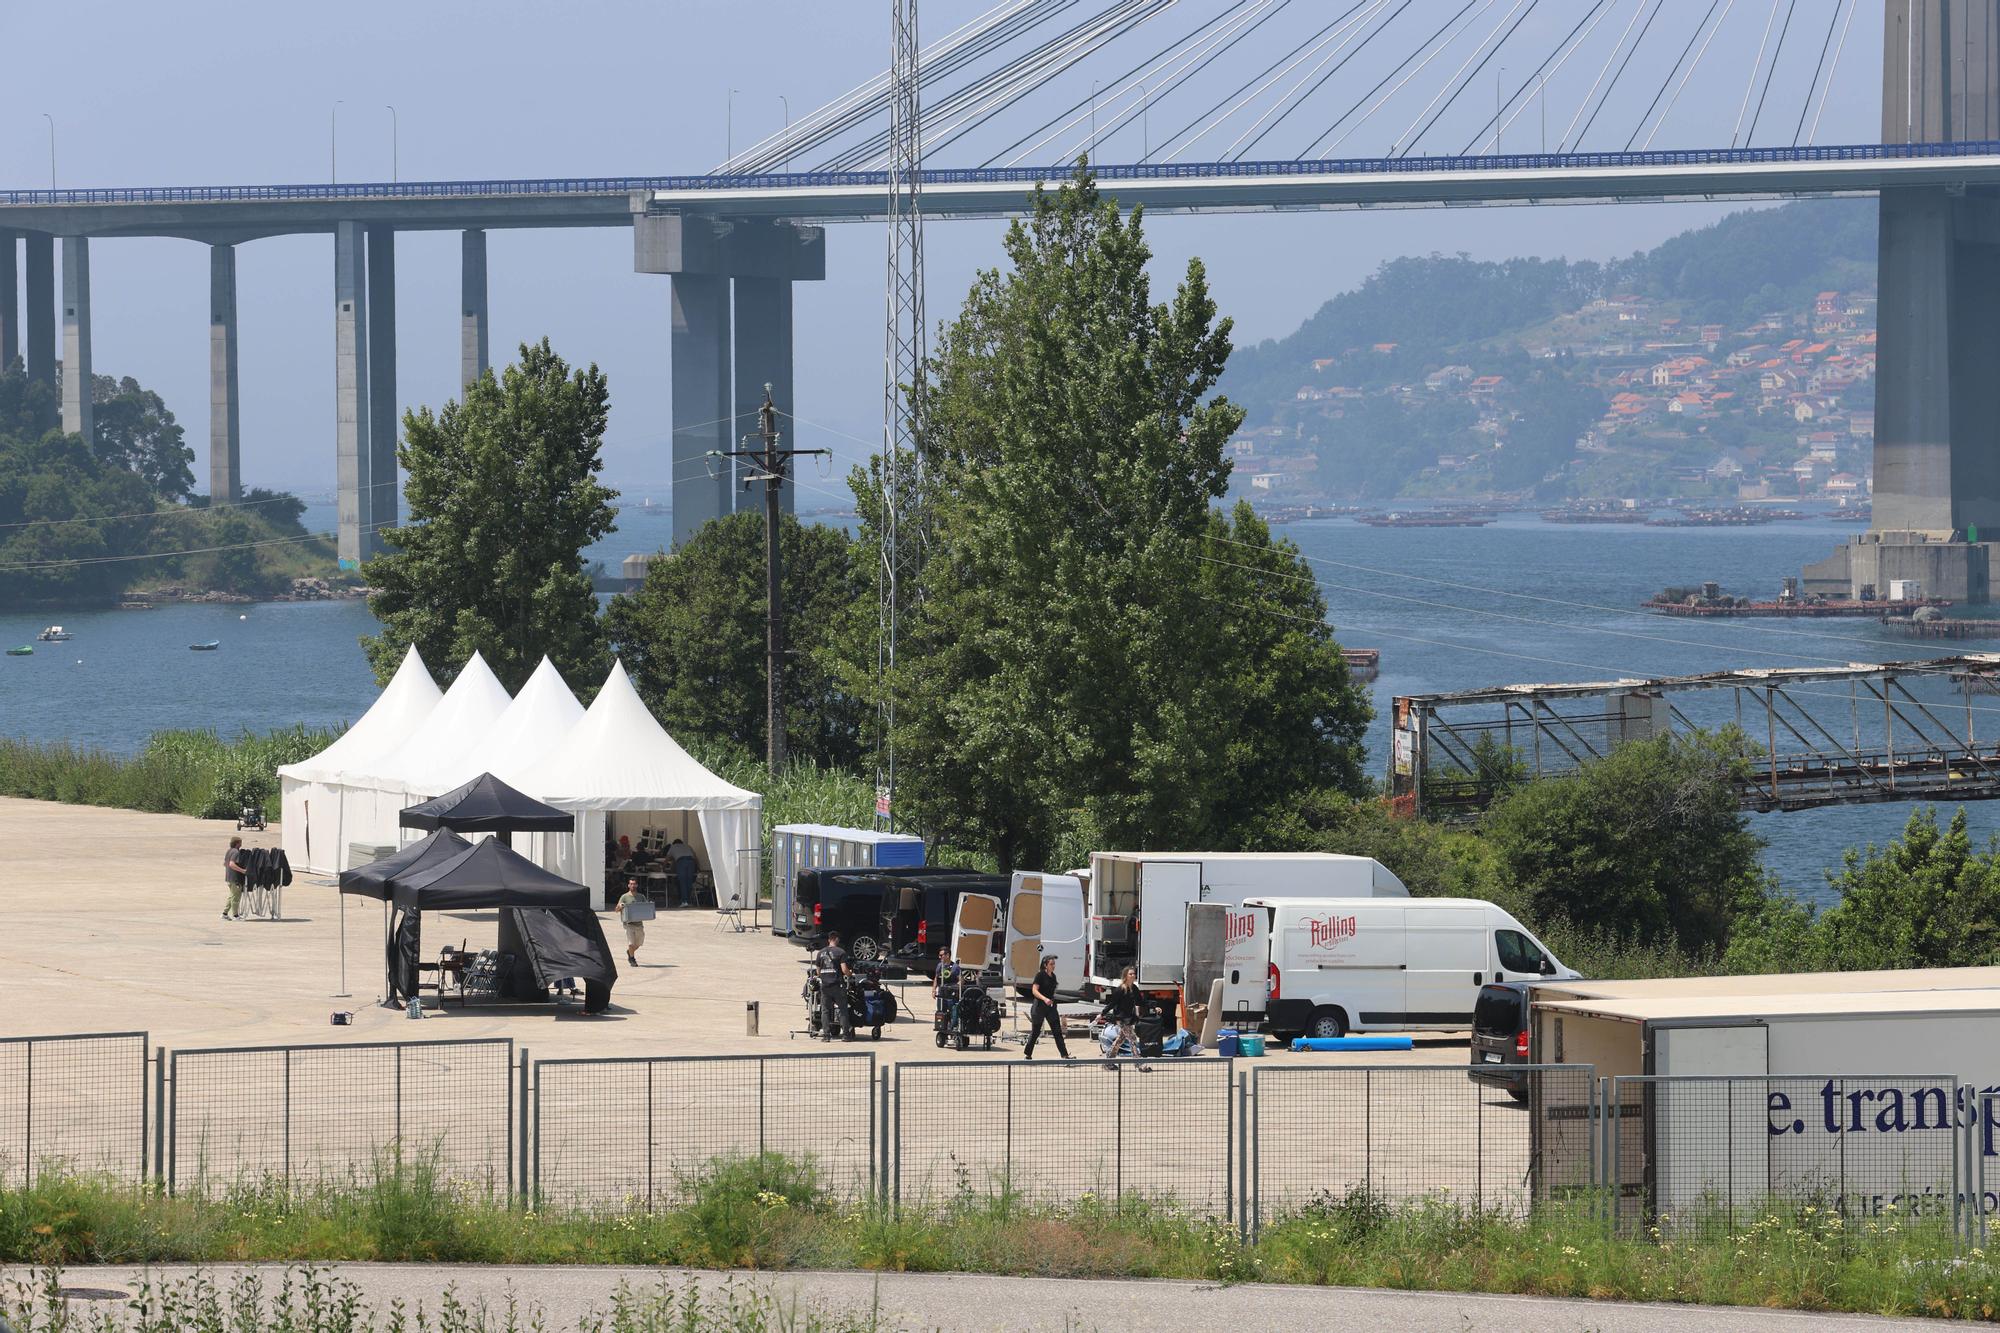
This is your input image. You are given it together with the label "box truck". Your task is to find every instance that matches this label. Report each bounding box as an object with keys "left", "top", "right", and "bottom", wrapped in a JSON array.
[
  {"left": 1084, "top": 852, "right": 1408, "bottom": 990},
  {"left": 1247, "top": 896, "right": 1577, "bottom": 1038}
]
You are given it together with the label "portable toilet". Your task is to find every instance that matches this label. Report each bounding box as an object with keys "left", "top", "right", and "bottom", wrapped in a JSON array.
[{"left": 770, "top": 824, "right": 924, "bottom": 935}]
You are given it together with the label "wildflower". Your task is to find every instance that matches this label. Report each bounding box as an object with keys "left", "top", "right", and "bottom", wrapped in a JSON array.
[{"left": 1561, "top": 1246, "right": 1579, "bottom": 1257}]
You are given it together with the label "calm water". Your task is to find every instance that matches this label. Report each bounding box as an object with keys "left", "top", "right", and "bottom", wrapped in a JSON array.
[{"left": 4, "top": 505, "right": 1996, "bottom": 905}]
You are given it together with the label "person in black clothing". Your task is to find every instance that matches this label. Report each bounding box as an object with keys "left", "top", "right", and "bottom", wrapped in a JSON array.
[
  {"left": 815, "top": 932, "right": 853, "bottom": 1039},
  {"left": 1103, "top": 965, "right": 1146, "bottom": 1058},
  {"left": 1023, "top": 955, "right": 1071, "bottom": 1061}
]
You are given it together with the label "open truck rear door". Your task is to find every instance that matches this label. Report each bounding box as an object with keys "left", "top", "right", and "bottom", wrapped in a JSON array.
[
  {"left": 1185, "top": 901, "right": 1268, "bottom": 1022},
  {"left": 1003, "top": 872, "right": 1085, "bottom": 993},
  {"left": 1137, "top": 860, "right": 1203, "bottom": 986},
  {"left": 950, "top": 891, "right": 1002, "bottom": 971}
]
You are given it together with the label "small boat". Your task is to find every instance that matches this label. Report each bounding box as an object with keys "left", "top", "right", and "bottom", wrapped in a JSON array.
[
  {"left": 6, "top": 645, "right": 33, "bottom": 657},
  {"left": 189, "top": 640, "right": 221, "bottom": 652},
  {"left": 36, "top": 625, "right": 70, "bottom": 642}
]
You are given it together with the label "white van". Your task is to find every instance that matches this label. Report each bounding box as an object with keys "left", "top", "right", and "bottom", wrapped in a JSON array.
[
  {"left": 1086, "top": 852, "right": 1408, "bottom": 990},
  {"left": 949, "top": 872, "right": 1090, "bottom": 996},
  {"left": 1249, "top": 897, "right": 1578, "bottom": 1039}
]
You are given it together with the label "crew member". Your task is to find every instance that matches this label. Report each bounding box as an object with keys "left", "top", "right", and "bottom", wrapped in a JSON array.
[
  {"left": 1024, "top": 955, "right": 1072, "bottom": 1061},
  {"left": 617, "top": 876, "right": 647, "bottom": 966},
  {"left": 222, "top": 835, "right": 249, "bottom": 921},
  {"left": 1103, "top": 965, "right": 1145, "bottom": 1058},
  {"left": 816, "top": 930, "right": 853, "bottom": 1040}
]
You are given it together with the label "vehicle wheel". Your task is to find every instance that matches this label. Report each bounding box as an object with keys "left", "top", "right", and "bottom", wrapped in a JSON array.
[
  {"left": 851, "top": 936, "right": 882, "bottom": 962},
  {"left": 873, "top": 1025, "right": 883, "bottom": 1040},
  {"left": 1508, "top": 1086, "right": 1530, "bottom": 1105},
  {"left": 955, "top": 1033, "right": 968, "bottom": 1052},
  {"left": 935, "top": 1030, "right": 947, "bottom": 1047},
  {"left": 1307, "top": 1008, "right": 1348, "bottom": 1040},
  {"left": 984, "top": 1036, "right": 994, "bottom": 1050}
]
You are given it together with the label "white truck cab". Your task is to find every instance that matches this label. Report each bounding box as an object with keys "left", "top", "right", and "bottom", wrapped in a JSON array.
[{"left": 1250, "top": 896, "right": 1578, "bottom": 1038}]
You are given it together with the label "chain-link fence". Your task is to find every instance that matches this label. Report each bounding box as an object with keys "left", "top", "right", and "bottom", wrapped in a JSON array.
[
  {"left": 892, "top": 1058, "right": 1234, "bottom": 1217},
  {"left": 1246, "top": 1064, "right": 1596, "bottom": 1236},
  {"left": 0, "top": 1032, "right": 148, "bottom": 1188},
  {"left": 533, "top": 1052, "right": 876, "bottom": 1210},
  {"left": 1609, "top": 1073, "right": 1964, "bottom": 1233},
  {"left": 167, "top": 1038, "right": 513, "bottom": 1197}
]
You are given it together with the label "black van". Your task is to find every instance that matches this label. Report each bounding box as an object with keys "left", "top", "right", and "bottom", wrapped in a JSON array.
[
  {"left": 794, "top": 866, "right": 986, "bottom": 962},
  {"left": 1468, "top": 981, "right": 1533, "bottom": 1103},
  {"left": 880, "top": 872, "right": 1011, "bottom": 976}
]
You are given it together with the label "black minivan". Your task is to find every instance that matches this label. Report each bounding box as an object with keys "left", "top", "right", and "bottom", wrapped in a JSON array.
[
  {"left": 1469, "top": 981, "right": 1534, "bottom": 1103},
  {"left": 880, "top": 872, "right": 1012, "bottom": 976},
  {"left": 794, "top": 866, "right": 987, "bottom": 962}
]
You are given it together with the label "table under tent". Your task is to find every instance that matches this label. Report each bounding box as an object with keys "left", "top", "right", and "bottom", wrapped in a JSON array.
[{"left": 340, "top": 834, "right": 618, "bottom": 1014}]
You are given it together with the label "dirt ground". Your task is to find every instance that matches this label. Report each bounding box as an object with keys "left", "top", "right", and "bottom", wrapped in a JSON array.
[{"left": 0, "top": 795, "right": 1478, "bottom": 1070}]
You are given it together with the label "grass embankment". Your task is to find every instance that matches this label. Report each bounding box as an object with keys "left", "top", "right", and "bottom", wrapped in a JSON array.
[
  {"left": 0, "top": 726, "right": 336, "bottom": 822},
  {"left": 5, "top": 1156, "right": 2000, "bottom": 1323}
]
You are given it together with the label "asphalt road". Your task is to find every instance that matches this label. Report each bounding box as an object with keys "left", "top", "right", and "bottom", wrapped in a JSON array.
[{"left": 7, "top": 1265, "right": 1946, "bottom": 1332}]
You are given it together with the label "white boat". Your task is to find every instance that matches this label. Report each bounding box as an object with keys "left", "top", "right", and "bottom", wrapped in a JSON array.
[{"left": 36, "top": 625, "right": 70, "bottom": 642}]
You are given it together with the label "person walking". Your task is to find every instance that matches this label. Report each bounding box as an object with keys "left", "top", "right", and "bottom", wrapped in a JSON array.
[
  {"left": 617, "top": 875, "right": 647, "bottom": 966},
  {"left": 667, "top": 836, "right": 698, "bottom": 908},
  {"left": 815, "top": 930, "right": 853, "bottom": 1040},
  {"left": 1103, "top": 966, "right": 1145, "bottom": 1058},
  {"left": 221, "top": 835, "right": 249, "bottom": 921},
  {"left": 1023, "top": 955, "right": 1072, "bottom": 1061}
]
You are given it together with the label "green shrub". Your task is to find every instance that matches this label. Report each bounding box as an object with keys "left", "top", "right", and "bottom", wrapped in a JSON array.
[{"left": 0, "top": 724, "right": 340, "bottom": 820}]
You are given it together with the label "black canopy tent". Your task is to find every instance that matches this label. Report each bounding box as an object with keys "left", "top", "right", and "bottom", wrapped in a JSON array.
[
  {"left": 398, "top": 772, "right": 574, "bottom": 847},
  {"left": 382, "top": 837, "right": 617, "bottom": 1012},
  {"left": 332, "top": 828, "right": 474, "bottom": 997}
]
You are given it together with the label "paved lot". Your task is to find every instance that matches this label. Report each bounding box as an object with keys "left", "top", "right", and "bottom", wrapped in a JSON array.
[
  {"left": 0, "top": 796, "right": 1474, "bottom": 1069},
  {"left": 7, "top": 1265, "right": 1947, "bottom": 1332}
]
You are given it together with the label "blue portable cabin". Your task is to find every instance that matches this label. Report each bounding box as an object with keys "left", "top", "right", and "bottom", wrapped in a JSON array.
[{"left": 770, "top": 823, "right": 924, "bottom": 936}]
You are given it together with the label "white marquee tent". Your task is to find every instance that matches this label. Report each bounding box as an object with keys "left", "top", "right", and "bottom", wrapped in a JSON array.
[
  {"left": 278, "top": 645, "right": 442, "bottom": 874},
  {"left": 536, "top": 660, "right": 763, "bottom": 911},
  {"left": 447, "top": 656, "right": 587, "bottom": 867},
  {"left": 339, "top": 651, "right": 514, "bottom": 861}
]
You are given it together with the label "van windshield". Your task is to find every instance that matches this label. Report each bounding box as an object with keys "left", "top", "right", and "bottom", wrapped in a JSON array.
[{"left": 1495, "top": 929, "right": 1552, "bottom": 974}]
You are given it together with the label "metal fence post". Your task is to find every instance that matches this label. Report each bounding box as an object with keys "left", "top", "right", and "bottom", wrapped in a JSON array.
[
  {"left": 1004, "top": 1063, "right": 1015, "bottom": 1191},
  {"left": 22, "top": 1039, "right": 31, "bottom": 1189},
  {"left": 166, "top": 1049, "right": 177, "bottom": 1197},
  {"left": 1224, "top": 1060, "right": 1234, "bottom": 1231},
  {"left": 282, "top": 1047, "right": 292, "bottom": 1183},
  {"left": 530, "top": 1053, "right": 542, "bottom": 1208},
  {"left": 152, "top": 1046, "right": 166, "bottom": 1187},
  {"left": 394, "top": 1045, "right": 404, "bottom": 1150},
  {"left": 646, "top": 1060, "right": 656, "bottom": 1211},
  {"left": 518, "top": 1046, "right": 530, "bottom": 1209},
  {"left": 1250, "top": 1071, "right": 1260, "bottom": 1242},
  {"left": 758, "top": 1058, "right": 767, "bottom": 1158},
  {"left": 1235, "top": 1065, "right": 1248, "bottom": 1243},
  {"left": 1114, "top": 1062, "right": 1124, "bottom": 1204},
  {"left": 891, "top": 1064, "right": 903, "bottom": 1215},
  {"left": 866, "top": 1052, "right": 877, "bottom": 1208}
]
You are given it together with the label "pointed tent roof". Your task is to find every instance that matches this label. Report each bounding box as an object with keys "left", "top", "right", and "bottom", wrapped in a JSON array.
[
  {"left": 458, "top": 656, "right": 586, "bottom": 792},
  {"left": 360, "top": 651, "right": 514, "bottom": 791},
  {"left": 338, "top": 827, "right": 473, "bottom": 901},
  {"left": 400, "top": 771, "right": 574, "bottom": 834},
  {"left": 536, "top": 660, "right": 759, "bottom": 810},
  {"left": 387, "top": 836, "right": 591, "bottom": 911},
  {"left": 279, "top": 645, "right": 443, "bottom": 785}
]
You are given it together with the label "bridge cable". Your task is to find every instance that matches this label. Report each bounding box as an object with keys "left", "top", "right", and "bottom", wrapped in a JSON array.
[
  {"left": 1384, "top": 0, "right": 1521, "bottom": 155},
  {"left": 1730, "top": 0, "right": 1783, "bottom": 148},
  {"left": 1640, "top": 0, "right": 1736, "bottom": 151},
  {"left": 984, "top": 0, "right": 1277, "bottom": 167},
  {"left": 1492, "top": 0, "right": 1624, "bottom": 151},
  {"left": 1621, "top": 0, "right": 1723, "bottom": 152},
  {"left": 1233, "top": 0, "right": 1417, "bottom": 161},
  {"left": 1791, "top": 0, "right": 1846, "bottom": 147},
  {"left": 1394, "top": 0, "right": 1541, "bottom": 157},
  {"left": 1153, "top": 1, "right": 1374, "bottom": 163},
  {"left": 1572, "top": 0, "right": 1663, "bottom": 151},
  {"left": 1457, "top": 0, "right": 1613, "bottom": 156},
  {"left": 912, "top": 0, "right": 1176, "bottom": 168},
  {"left": 1744, "top": 0, "right": 1799, "bottom": 148},
  {"left": 1218, "top": 0, "right": 1394, "bottom": 162},
  {"left": 1805, "top": 0, "right": 1859, "bottom": 146},
  {"left": 1557, "top": 0, "right": 1645, "bottom": 151},
  {"left": 1304, "top": 0, "right": 1490, "bottom": 158}
]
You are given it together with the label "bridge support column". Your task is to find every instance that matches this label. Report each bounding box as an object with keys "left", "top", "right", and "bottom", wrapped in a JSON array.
[
  {"left": 0, "top": 232, "right": 16, "bottom": 370},
  {"left": 367, "top": 226, "right": 398, "bottom": 535},
  {"left": 61, "top": 237, "right": 91, "bottom": 448},
  {"left": 635, "top": 213, "right": 825, "bottom": 546},
  {"left": 208, "top": 244, "right": 241, "bottom": 504},
  {"left": 334, "top": 220, "right": 372, "bottom": 568},
  {"left": 24, "top": 234, "right": 52, "bottom": 388},
  {"left": 461, "top": 229, "right": 488, "bottom": 390}
]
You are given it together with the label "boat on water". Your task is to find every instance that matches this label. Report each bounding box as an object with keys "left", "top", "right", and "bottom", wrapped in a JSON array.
[
  {"left": 1356, "top": 510, "right": 1494, "bottom": 528},
  {"left": 189, "top": 640, "right": 221, "bottom": 652},
  {"left": 6, "top": 645, "right": 33, "bottom": 657},
  {"left": 36, "top": 625, "right": 70, "bottom": 642}
]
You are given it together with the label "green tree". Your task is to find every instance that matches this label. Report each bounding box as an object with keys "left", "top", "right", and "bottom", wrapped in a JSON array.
[
  {"left": 1481, "top": 730, "right": 1768, "bottom": 955},
  {"left": 1725, "top": 807, "right": 2000, "bottom": 973},
  {"left": 362, "top": 339, "right": 617, "bottom": 692},
  {"left": 91, "top": 374, "right": 195, "bottom": 499},
  {"left": 875, "top": 167, "right": 1371, "bottom": 869},
  {"left": 604, "top": 510, "right": 868, "bottom": 769}
]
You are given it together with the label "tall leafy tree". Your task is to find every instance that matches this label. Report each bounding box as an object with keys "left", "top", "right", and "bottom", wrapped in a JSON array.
[
  {"left": 90, "top": 374, "right": 195, "bottom": 500},
  {"left": 875, "top": 167, "right": 1371, "bottom": 869},
  {"left": 363, "top": 339, "right": 616, "bottom": 692},
  {"left": 605, "top": 510, "right": 868, "bottom": 769}
]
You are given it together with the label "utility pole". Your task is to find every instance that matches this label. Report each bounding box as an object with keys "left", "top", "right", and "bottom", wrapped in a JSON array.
[{"left": 726, "top": 385, "right": 828, "bottom": 774}]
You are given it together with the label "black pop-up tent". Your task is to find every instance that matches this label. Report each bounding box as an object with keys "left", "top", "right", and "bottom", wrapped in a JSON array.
[
  {"left": 333, "top": 829, "right": 475, "bottom": 997},
  {"left": 383, "top": 837, "right": 617, "bottom": 1012},
  {"left": 399, "top": 772, "right": 573, "bottom": 846}
]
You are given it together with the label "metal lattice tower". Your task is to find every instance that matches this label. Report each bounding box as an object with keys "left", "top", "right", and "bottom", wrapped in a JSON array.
[{"left": 878, "top": 0, "right": 926, "bottom": 827}]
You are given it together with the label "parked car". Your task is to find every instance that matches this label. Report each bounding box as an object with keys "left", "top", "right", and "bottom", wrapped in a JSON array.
[
  {"left": 790, "top": 868, "right": 895, "bottom": 960},
  {"left": 880, "top": 871, "right": 1010, "bottom": 976},
  {"left": 1468, "top": 981, "right": 1535, "bottom": 1103}
]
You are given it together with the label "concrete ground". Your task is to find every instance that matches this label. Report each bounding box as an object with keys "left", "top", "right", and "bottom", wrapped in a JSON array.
[
  {"left": 0, "top": 796, "right": 1475, "bottom": 1068},
  {"left": 7, "top": 1265, "right": 1945, "bottom": 1332}
]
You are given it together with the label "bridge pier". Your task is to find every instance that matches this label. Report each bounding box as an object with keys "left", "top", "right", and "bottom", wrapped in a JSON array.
[
  {"left": 334, "top": 220, "right": 371, "bottom": 568},
  {"left": 461, "top": 229, "right": 488, "bottom": 390},
  {"left": 209, "top": 244, "right": 240, "bottom": 504},
  {"left": 0, "top": 232, "right": 16, "bottom": 370},
  {"left": 61, "top": 237, "right": 91, "bottom": 448},
  {"left": 636, "top": 213, "right": 824, "bottom": 546},
  {"left": 367, "top": 226, "right": 398, "bottom": 535},
  {"left": 25, "top": 234, "right": 53, "bottom": 389}
]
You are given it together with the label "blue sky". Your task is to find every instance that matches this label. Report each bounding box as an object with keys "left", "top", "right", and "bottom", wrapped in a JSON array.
[{"left": 0, "top": 0, "right": 1885, "bottom": 495}]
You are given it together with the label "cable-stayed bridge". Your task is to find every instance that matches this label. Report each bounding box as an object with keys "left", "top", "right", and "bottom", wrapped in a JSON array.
[{"left": 0, "top": 0, "right": 1994, "bottom": 578}]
